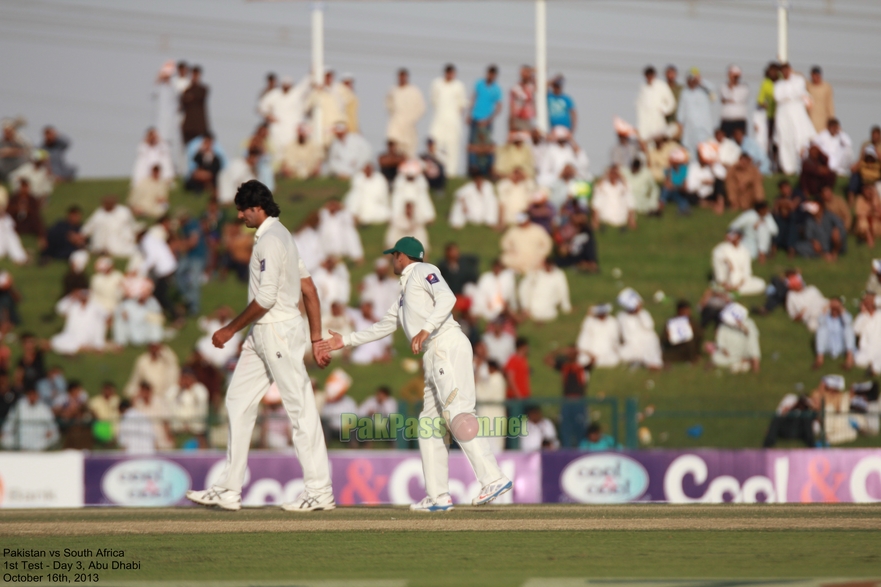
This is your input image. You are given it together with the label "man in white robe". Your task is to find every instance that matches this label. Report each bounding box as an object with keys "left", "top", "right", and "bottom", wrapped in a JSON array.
[
  {"left": 592, "top": 166, "right": 636, "bottom": 229},
  {"left": 497, "top": 167, "right": 535, "bottom": 226},
  {"left": 153, "top": 61, "right": 181, "bottom": 172},
  {"left": 312, "top": 257, "right": 351, "bottom": 312},
  {"left": 676, "top": 70, "right": 715, "bottom": 158},
  {"left": 576, "top": 304, "right": 621, "bottom": 368},
  {"left": 0, "top": 209, "right": 27, "bottom": 265},
  {"left": 113, "top": 287, "right": 164, "bottom": 347},
  {"left": 471, "top": 259, "right": 518, "bottom": 322},
  {"left": 386, "top": 68, "right": 426, "bottom": 157},
  {"left": 449, "top": 174, "right": 499, "bottom": 229},
  {"left": 774, "top": 63, "right": 817, "bottom": 175},
  {"left": 132, "top": 128, "right": 175, "bottom": 185},
  {"left": 358, "top": 258, "right": 400, "bottom": 321},
  {"left": 128, "top": 164, "right": 170, "bottom": 219},
  {"left": 519, "top": 259, "right": 571, "bottom": 322},
  {"left": 482, "top": 320, "right": 516, "bottom": 367},
  {"left": 616, "top": 288, "right": 663, "bottom": 369},
  {"left": 81, "top": 196, "right": 140, "bottom": 258},
  {"left": 812, "top": 118, "right": 853, "bottom": 177},
  {"left": 293, "top": 213, "right": 325, "bottom": 274},
  {"left": 728, "top": 202, "right": 778, "bottom": 261},
  {"left": 260, "top": 75, "right": 310, "bottom": 163},
  {"left": 710, "top": 303, "right": 761, "bottom": 373},
  {"left": 537, "top": 126, "right": 590, "bottom": 187},
  {"left": 318, "top": 199, "right": 364, "bottom": 263},
  {"left": 390, "top": 161, "right": 436, "bottom": 224},
  {"left": 9, "top": 151, "right": 53, "bottom": 201},
  {"left": 344, "top": 163, "right": 391, "bottom": 224},
  {"left": 89, "top": 256, "right": 124, "bottom": 314},
  {"left": 854, "top": 294, "right": 881, "bottom": 375},
  {"left": 327, "top": 123, "right": 373, "bottom": 179},
  {"left": 282, "top": 124, "right": 324, "bottom": 179},
  {"left": 348, "top": 302, "right": 393, "bottom": 365},
  {"left": 123, "top": 342, "right": 179, "bottom": 399},
  {"left": 217, "top": 149, "right": 259, "bottom": 206},
  {"left": 636, "top": 66, "right": 677, "bottom": 141},
  {"left": 194, "top": 306, "right": 242, "bottom": 369},
  {"left": 306, "top": 70, "right": 346, "bottom": 147},
  {"left": 51, "top": 290, "right": 108, "bottom": 355},
  {"left": 711, "top": 229, "right": 766, "bottom": 296},
  {"left": 429, "top": 64, "right": 468, "bottom": 176},
  {"left": 384, "top": 200, "right": 430, "bottom": 257},
  {"left": 785, "top": 273, "right": 828, "bottom": 333}
]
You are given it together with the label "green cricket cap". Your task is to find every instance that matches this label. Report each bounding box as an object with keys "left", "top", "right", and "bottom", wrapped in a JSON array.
[{"left": 383, "top": 236, "right": 425, "bottom": 260}]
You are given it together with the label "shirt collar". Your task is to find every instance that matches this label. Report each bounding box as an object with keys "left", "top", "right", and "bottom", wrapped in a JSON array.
[
  {"left": 254, "top": 216, "right": 278, "bottom": 242},
  {"left": 399, "top": 262, "right": 419, "bottom": 287}
]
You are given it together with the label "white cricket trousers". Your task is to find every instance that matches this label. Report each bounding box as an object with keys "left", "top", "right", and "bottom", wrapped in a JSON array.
[
  {"left": 419, "top": 329, "right": 504, "bottom": 500},
  {"left": 214, "top": 316, "right": 332, "bottom": 496}
]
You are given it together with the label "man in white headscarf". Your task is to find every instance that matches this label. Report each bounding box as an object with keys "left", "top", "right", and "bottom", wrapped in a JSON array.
[
  {"left": 784, "top": 273, "right": 827, "bottom": 333},
  {"left": 500, "top": 213, "right": 552, "bottom": 274},
  {"left": 711, "top": 229, "right": 766, "bottom": 296},
  {"left": 537, "top": 126, "right": 589, "bottom": 187},
  {"left": 710, "top": 302, "right": 761, "bottom": 373},
  {"left": 318, "top": 199, "right": 364, "bottom": 263},
  {"left": 386, "top": 68, "right": 426, "bottom": 158},
  {"left": 576, "top": 304, "right": 621, "bottom": 368},
  {"left": 636, "top": 66, "right": 677, "bottom": 142},
  {"left": 390, "top": 159, "right": 436, "bottom": 225},
  {"left": 327, "top": 123, "right": 373, "bottom": 179},
  {"left": 89, "top": 256, "right": 124, "bottom": 314},
  {"left": 616, "top": 288, "right": 662, "bottom": 370},
  {"left": 344, "top": 163, "right": 391, "bottom": 225},
  {"left": 82, "top": 196, "right": 140, "bottom": 258},
  {"left": 50, "top": 289, "right": 108, "bottom": 355},
  {"left": 854, "top": 293, "right": 881, "bottom": 375},
  {"left": 429, "top": 64, "right": 468, "bottom": 176},
  {"left": 260, "top": 74, "right": 310, "bottom": 162},
  {"left": 676, "top": 68, "right": 715, "bottom": 158},
  {"left": 812, "top": 118, "right": 853, "bottom": 177},
  {"left": 471, "top": 258, "right": 518, "bottom": 322},
  {"left": 774, "top": 63, "right": 817, "bottom": 175},
  {"left": 113, "top": 280, "right": 164, "bottom": 347},
  {"left": 518, "top": 258, "right": 571, "bottom": 322}
]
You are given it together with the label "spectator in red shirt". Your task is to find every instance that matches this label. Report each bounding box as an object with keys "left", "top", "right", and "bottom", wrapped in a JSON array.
[{"left": 504, "top": 337, "right": 531, "bottom": 400}]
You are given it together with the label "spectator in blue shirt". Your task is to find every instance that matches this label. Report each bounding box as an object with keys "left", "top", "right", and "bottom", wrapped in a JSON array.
[
  {"left": 176, "top": 209, "right": 209, "bottom": 316},
  {"left": 660, "top": 149, "right": 691, "bottom": 215},
  {"left": 814, "top": 297, "right": 855, "bottom": 370},
  {"left": 547, "top": 75, "right": 577, "bottom": 131},
  {"left": 579, "top": 423, "right": 621, "bottom": 451},
  {"left": 467, "top": 65, "right": 503, "bottom": 176}
]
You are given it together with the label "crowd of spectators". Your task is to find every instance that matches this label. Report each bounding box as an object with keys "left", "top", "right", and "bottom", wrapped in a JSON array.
[{"left": 1, "top": 55, "right": 879, "bottom": 453}]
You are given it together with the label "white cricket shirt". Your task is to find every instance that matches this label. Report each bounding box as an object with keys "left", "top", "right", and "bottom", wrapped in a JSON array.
[
  {"left": 343, "top": 262, "right": 459, "bottom": 347},
  {"left": 249, "top": 216, "right": 302, "bottom": 324}
]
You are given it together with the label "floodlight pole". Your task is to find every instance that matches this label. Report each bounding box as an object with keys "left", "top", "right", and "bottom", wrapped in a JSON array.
[
  {"left": 535, "top": 0, "right": 548, "bottom": 133},
  {"left": 777, "top": 0, "right": 789, "bottom": 63},
  {"left": 312, "top": 1, "right": 324, "bottom": 145}
]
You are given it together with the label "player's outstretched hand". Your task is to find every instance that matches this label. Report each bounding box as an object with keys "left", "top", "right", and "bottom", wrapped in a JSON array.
[
  {"left": 325, "top": 330, "right": 345, "bottom": 351},
  {"left": 411, "top": 330, "right": 430, "bottom": 354},
  {"left": 312, "top": 341, "right": 331, "bottom": 369}
]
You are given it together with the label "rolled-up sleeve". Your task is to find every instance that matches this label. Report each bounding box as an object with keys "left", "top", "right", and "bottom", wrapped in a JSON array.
[{"left": 254, "top": 236, "right": 286, "bottom": 310}]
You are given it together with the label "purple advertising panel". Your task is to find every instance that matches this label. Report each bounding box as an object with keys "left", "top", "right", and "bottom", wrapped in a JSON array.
[
  {"left": 85, "top": 450, "right": 542, "bottom": 507},
  {"left": 541, "top": 449, "right": 881, "bottom": 504}
]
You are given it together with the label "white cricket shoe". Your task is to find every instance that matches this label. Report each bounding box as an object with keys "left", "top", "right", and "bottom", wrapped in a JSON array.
[
  {"left": 410, "top": 494, "right": 454, "bottom": 512},
  {"left": 472, "top": 478, "right": 512, "bottom": 506},
  {"left": 281, "top": 492, "right": 336, "bottom": 512},
  {"left": 186, "top": 487, "right": 242, "bottom": 511}
]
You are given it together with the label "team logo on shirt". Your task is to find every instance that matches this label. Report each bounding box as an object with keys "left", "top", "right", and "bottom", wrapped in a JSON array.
[
  {"left": 426, "top": 273, "right": 439, "bottom": 284},
  {"left": 260, "top": 259, "right": 266, "bottom": 272}
]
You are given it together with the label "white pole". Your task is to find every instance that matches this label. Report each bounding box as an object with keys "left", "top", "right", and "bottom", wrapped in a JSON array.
[
  {"left": 777, "top": 0, "right": 789, "bottom": 63},
  {"left": 311, "top": 2, "right": 324, "bottom": 145},
  {"left": 535, "top": 0, "right": 548, "bottom": 134}
]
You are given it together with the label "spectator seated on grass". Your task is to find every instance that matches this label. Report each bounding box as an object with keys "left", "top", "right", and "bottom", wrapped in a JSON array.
[
  {"left": 707, "top": 302, "right": 761, "bottom": 374},
  {"left": 520, "top": 404, "right": 560, "bottom": 451},
  {"left": 222, "top": 219, "right": 253, "bottom": 282},
  {"left": 820, "top": 185, "right": 852, "bottom": 231},
  {"left": 7, "top": 178, "right": 46, "bottom": 245},
  {"left": 184, "top": 133, "right": 224, "bottom": 197},
  {"left": 866, "top": 259, "right": 881, "bottom": 297},
  {"left": 518, "top": 258, "right": 571, "bottom": 323},
  {"left": 794, "top": 200, "right": 846, "bottom": 261},
  {"left": 320, "top": 370, "right": 358, "bottom": 442},
  {"left": 544, "top": 344, "right": 589, "bottom": 448},
  {"left": 500, "top": 213, "right": 553, "bottom": 274},
  {"left": 496, "top": 166, "right": 534, "bottom": 226},
  {"left": 763, "top": 392, "right": 818, "bottom": 448},
  {"left": 88, "top": 381, "right": 121, "bottom": 443},
  {"left": 82, "top": 195, "right": 140, "bottom": 259},
  {"left": 847, "top": 144, "right": 880, "bottom": 204},
  {"left": 344, "top": 163, "right": 390, "bottom": 225},
  {"left": 711, "top": 228, "right": 766, "bottom": 296},
  {"left": 616, "top": 287, "right": 663, "bottom": 371},
  {"left": 385, "top": 200, "right": 430, "bottom": 257},
  {"left": 437, "top": 242, "right": 479, "bottom": 301},
  {"left": 90, "top": 256, "right": 124, "bottom": 315},
  {"left": 494, "top": 131, "right": 534, "bottom": 180},
  {"left": 811, "top": 374, "right": 865, "bottom": 445},
  {"left": 554, "top": 211, "right": 598, "bottom": 273},
  {"left": 50, "top": 289, "right": 108, "bottom": 356},
  {"left": 471, "top": 258, "right": 517, "bottom": 322},
  {"left": 814, "top": 297, "right": 855, "bottom": 370},
  {"left": 621, "top": 158, "right": 660, "bottom": 216},
  {"left": 659, "top": 146, "right": 690, "bottom": 215},
  {"left": 112, "top": 279, "right": 164, "bottom": 348},
  {"left": 725, "top": 152, "right": 765, "bottom": 212},
  {"left": 165, "top": 368, "right": 209, "bottom": 439},
  {"left": 0, "top": 195, "right": 27, "bottom": 265},
  {"left": 9, "top": 149, "right": 54, "bottom": 201},
  {"left": 799, "top": 144, "right": 836, "bottom": 199},
  {"left": 592, "top": 165, "right": 636, "bottom": 231},
  {"left": 1, "top": 385, "right": 59, "bottom": 451},
  {"left": 661, "top": 299, "right": 703, "bottom": 365},
  {"left": 132, "top": 380, "right": 173, "bottom": 450},
  {"left": 850, "top": 380, "right": 881, "bottom": 436},
  {"left": 728, "top": 201, "right": 777, "bottom": 263},
  {"left": 853, "top": 293, "right": 881, "bottom": 375},
  {"left": 116, "top": 398, "right": 156, "bottom": 454},
  {"left": 785, "top": 273, "right": 828, "bottom": 333},
  {"left": 482, "top": 317, "right": 516, "bottom": 367},
  {"left": 132, "top": 127, "right": 174, "bottom": 186},
  {"left": 390, "top": 159, "right": 436, "bottom": 224},
  {"left": 41, "top": 205, "right": 85, "bottom": 263},
  {"left": 579, "top": 422, "right": 621, "bottom": 451},
  {"left": 128, "top": 163, "right": 170, "bottom": 219},
  {"left": 771, "top": 179, "right": 804, "bottom": 255},
  {"left": 475, "top": 356, "right": 507, "bottom": 453},
  {"left": 124, "top": 342, "right": 180, "bottom": 399},
  {"left": 281, "top": 123, "right": 324, "bottom": 180},
  {"left": 327, "top": 123, "right": 373, "bottom": 180},
  {"left": 55, "top": 380, "right": 93, "bottom": 449},
  {"left": 853, "top": 184, "right": 881, "bottom": 247},
  {"left": 449, "top": 171, "right": 499, "bottom": 229},
  {"left": 576, "top": 303, "right": 621, "bottom": 368}
]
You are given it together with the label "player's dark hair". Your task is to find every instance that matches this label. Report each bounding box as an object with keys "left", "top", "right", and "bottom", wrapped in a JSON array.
[
  {"left": 676, "top": 299, "right": 691, "bottom": 312},
  {"left": 234, "top": 180, "right": 280, "bottom": 217},
  {"left": 377, "top": 386, "right": 392, "bottom": 396},
  {"left": 515, "top": 337, "right": 529, "bottom": 349},
  {"left": 587, "top": 422, "right": 602, "bottom": 435}
]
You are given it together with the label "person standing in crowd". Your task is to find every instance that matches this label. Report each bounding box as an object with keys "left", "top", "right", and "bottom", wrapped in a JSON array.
[
  {"left": 807, "top": 65, "right": 835, "bottom": 134},
  {"left": 665, "top": 65, "right": 682, "bottom": 122},
  {"left": 386, "top": 68, "right": 426, "bottom": 158},
  {"left": 774, "top": 63, "right": 816, "bottom": 175},
  {"left": 757, "top": 62, "right": 780, "bottom": 167},
  {"left": 429, "top": 64, "right": 468, "bottom": 177},
  {"left": 547, "top": 75, "right": 576, "bottom": 132},
  {"left": 677, "top": 68, "right": 714, "bottom": 158},
  {"left": 154, "top": 61, "right": 181, "bottom": 169},
  {"left": 719, "top": 65, "right": 749, "bottom": 137},
  {"left": 180, "top": 65, "right": 210, "bottom": 146},
  {"left": 509, "top": 65, "right": 535, "bottom": 131},
  {"left": 467, "top": 65, "right": 503, "bottom": 175},
  {"left": 636, "top": 66, "right": 676, "bottom": 141}
]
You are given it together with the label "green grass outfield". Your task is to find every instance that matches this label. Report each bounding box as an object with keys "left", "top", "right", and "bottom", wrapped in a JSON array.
[
  {"left": 4, "top": 175, "right": 881, "bottom": 448},
  {"left": 1, "top": 505, "right": 879, "bottom": 586}
]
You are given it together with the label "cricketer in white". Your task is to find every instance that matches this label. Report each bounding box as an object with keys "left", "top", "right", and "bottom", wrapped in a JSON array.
[
  {"left": 325, "top": 236, "right": 512, "bottom": 512},
  {"left": 186, "top": 180, "right": 334, "bottom": 512}
]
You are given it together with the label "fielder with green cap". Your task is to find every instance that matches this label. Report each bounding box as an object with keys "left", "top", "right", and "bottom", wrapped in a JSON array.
[{"left": 324, "top": 236, "right": 512, "bottom": 511}]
